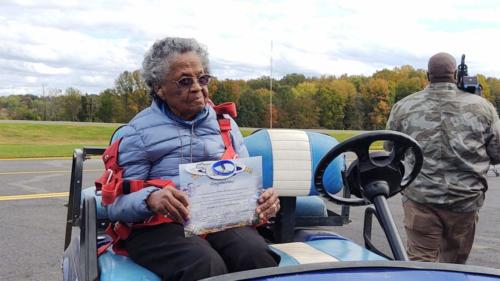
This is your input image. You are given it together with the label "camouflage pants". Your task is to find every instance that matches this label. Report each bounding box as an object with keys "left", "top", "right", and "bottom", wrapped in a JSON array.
[{"left": 403, "top": 199, "right": 478, "bottom": 264}]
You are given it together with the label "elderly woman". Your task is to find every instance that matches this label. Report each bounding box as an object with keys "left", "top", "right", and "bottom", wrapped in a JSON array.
[{"left": 106, "top": 37, "right": 280, "bottom": 280}]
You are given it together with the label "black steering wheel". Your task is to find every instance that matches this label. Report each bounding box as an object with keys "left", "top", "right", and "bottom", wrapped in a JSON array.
[{"left": 314, "top": 130, "right": 423, "bottom": 206}]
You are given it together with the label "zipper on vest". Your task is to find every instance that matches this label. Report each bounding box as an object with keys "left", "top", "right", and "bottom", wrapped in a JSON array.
[{"left": 189, "top": 123, "right": 195, "bottom": 162}]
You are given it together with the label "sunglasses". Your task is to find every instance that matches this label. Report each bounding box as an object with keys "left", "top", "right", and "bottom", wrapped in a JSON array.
[{"left": 170, "top": 74, "right": 213, "bottom": 90}]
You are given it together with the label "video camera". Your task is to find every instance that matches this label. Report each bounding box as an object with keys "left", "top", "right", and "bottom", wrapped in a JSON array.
[{"left": 457, "top": 54, "right": 482, "bottom": 95}]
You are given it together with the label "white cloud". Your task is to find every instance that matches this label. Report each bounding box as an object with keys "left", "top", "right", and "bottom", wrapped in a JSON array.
[
  {"left": 24, "top": 76, "right": 37, "bottom": 83},
  {"left": 1, "top": 0, "right": 499, "bottom": 96},
  {"left": 80, "top": 75, "right": 108, "bottom": 85}
]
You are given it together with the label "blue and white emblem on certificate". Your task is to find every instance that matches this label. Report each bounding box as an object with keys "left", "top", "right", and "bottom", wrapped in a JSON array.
[{"left": 179, "top": 156, "right": 263, "bottom": 236}]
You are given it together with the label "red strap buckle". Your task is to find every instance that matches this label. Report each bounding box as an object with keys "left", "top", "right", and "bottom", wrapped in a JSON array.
[{"left": 105, "top": 169, "right": 113, "bottom": 184}]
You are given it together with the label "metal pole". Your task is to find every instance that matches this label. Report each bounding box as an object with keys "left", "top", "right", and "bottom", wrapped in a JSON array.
[
  {"left": 372, "top": 195, "right": 409, "bottom": 261},
  {"left": 269, "top": 40, "right": 273, "bottom": 129},
  {"left": 42, "top": 83, "right": 46, "bottom": 120}
]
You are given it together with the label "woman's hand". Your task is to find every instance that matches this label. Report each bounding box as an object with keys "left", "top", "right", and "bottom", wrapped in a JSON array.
[
  {"left": 256, "top": 188, "right": 280, "bottom": 222},
  {"left": 146, "top": 185, "right": 190, "bottom": 223}
]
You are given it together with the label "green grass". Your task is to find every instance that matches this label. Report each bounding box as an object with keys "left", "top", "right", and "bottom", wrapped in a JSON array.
[
  {"left": 327, "top": 131, "right": 361, "bottom": 142},
  {"left": 0, "top": 121, "right": 379, "bottom": 158},
  {"left": 240, "top": 128, "right": 361, "bottom": 140},
  {"left": 0, "top": 122, "right": 119, "bottom": 144},
  {"left": 238, "top": 128, "right": 384, "bottom": 150},
  {"left": 0, "top": 144, "right": 106, "bottom": 158},
  {"left": 0, "top": 122, "right": 121, "bottom": 158},
  {"left": 240, "top": 128, "right": 255, "bottom": 137}
]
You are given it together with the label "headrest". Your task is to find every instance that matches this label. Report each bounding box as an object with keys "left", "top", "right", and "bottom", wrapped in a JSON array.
[
  {"left": 109, "top": 125, "right": 127, "bottom": 144},
  {"left": 244, "top": 129, "right": 344, "bottom": 196}
]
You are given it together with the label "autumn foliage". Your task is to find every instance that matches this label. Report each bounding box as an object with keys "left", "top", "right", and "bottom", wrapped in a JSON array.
[{"left": 1, "top": 66, "right": 499, "bottom": 130}]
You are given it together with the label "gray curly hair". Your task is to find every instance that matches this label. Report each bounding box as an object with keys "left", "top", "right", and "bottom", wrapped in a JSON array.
[{"left": 142, "top": 37, "right": 210, "bottom": 97}]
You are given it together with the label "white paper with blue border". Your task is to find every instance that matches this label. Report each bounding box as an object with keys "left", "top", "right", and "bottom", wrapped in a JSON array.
[{"left": 179, "top": 156, "right": 263, "bottom": 236}]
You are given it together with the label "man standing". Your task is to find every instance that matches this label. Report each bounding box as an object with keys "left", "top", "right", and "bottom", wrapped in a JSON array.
[{"left": 386, "top": 52, "right": 500, "bottom": 263}]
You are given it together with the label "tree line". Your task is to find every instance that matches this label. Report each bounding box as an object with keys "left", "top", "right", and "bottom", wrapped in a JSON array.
[{"left": 1, "top": 66, "right": 499, "bottom": 130}]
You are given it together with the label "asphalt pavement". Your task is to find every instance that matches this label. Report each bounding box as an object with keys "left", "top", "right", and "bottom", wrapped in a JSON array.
[
  {"left": 0, "top": 158, "right": 499, "bottom": 280},
  {"left": 0, "top": 158, "right": 104, "bottom": 281}
]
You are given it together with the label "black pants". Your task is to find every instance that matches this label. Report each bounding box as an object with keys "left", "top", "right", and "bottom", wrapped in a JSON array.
[{"left": 125, "top": 223, "right": 280, "bottom": 281}]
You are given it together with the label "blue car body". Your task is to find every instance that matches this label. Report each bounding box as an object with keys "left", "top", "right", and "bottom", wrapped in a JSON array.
[{"left": 62, "top": 129, "right": 500, "bottom": 281}]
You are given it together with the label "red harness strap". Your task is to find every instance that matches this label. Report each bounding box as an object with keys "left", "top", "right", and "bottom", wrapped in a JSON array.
[
  {"left": 95, "top": 140, "right": 176, "bottom": 255},
  {"left": 98, "top": 212, "right": 174, "bottom": 256},
  {"left": 95, "top": 102, "right": 239, "bottom": 255},
  {"left": 213, "top": 102, "right": 238, "bottom": 160},
  {"left": 95, "top": 140, "right": 176, "bottom": 205}
]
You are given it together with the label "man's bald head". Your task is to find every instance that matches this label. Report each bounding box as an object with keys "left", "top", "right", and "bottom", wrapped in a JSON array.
[{"left": 427, "top": 52, "right": 457, "bottom": 83}]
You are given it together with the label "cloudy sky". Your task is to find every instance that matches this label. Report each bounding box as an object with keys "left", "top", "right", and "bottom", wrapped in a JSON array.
[{"left": 1, "top": 0, "right": 499, "bottom": 96}]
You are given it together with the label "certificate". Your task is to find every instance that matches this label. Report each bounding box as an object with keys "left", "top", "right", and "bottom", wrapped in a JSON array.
[{"left": 179, "top": 156, "right": 263, "bottom": 236}]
